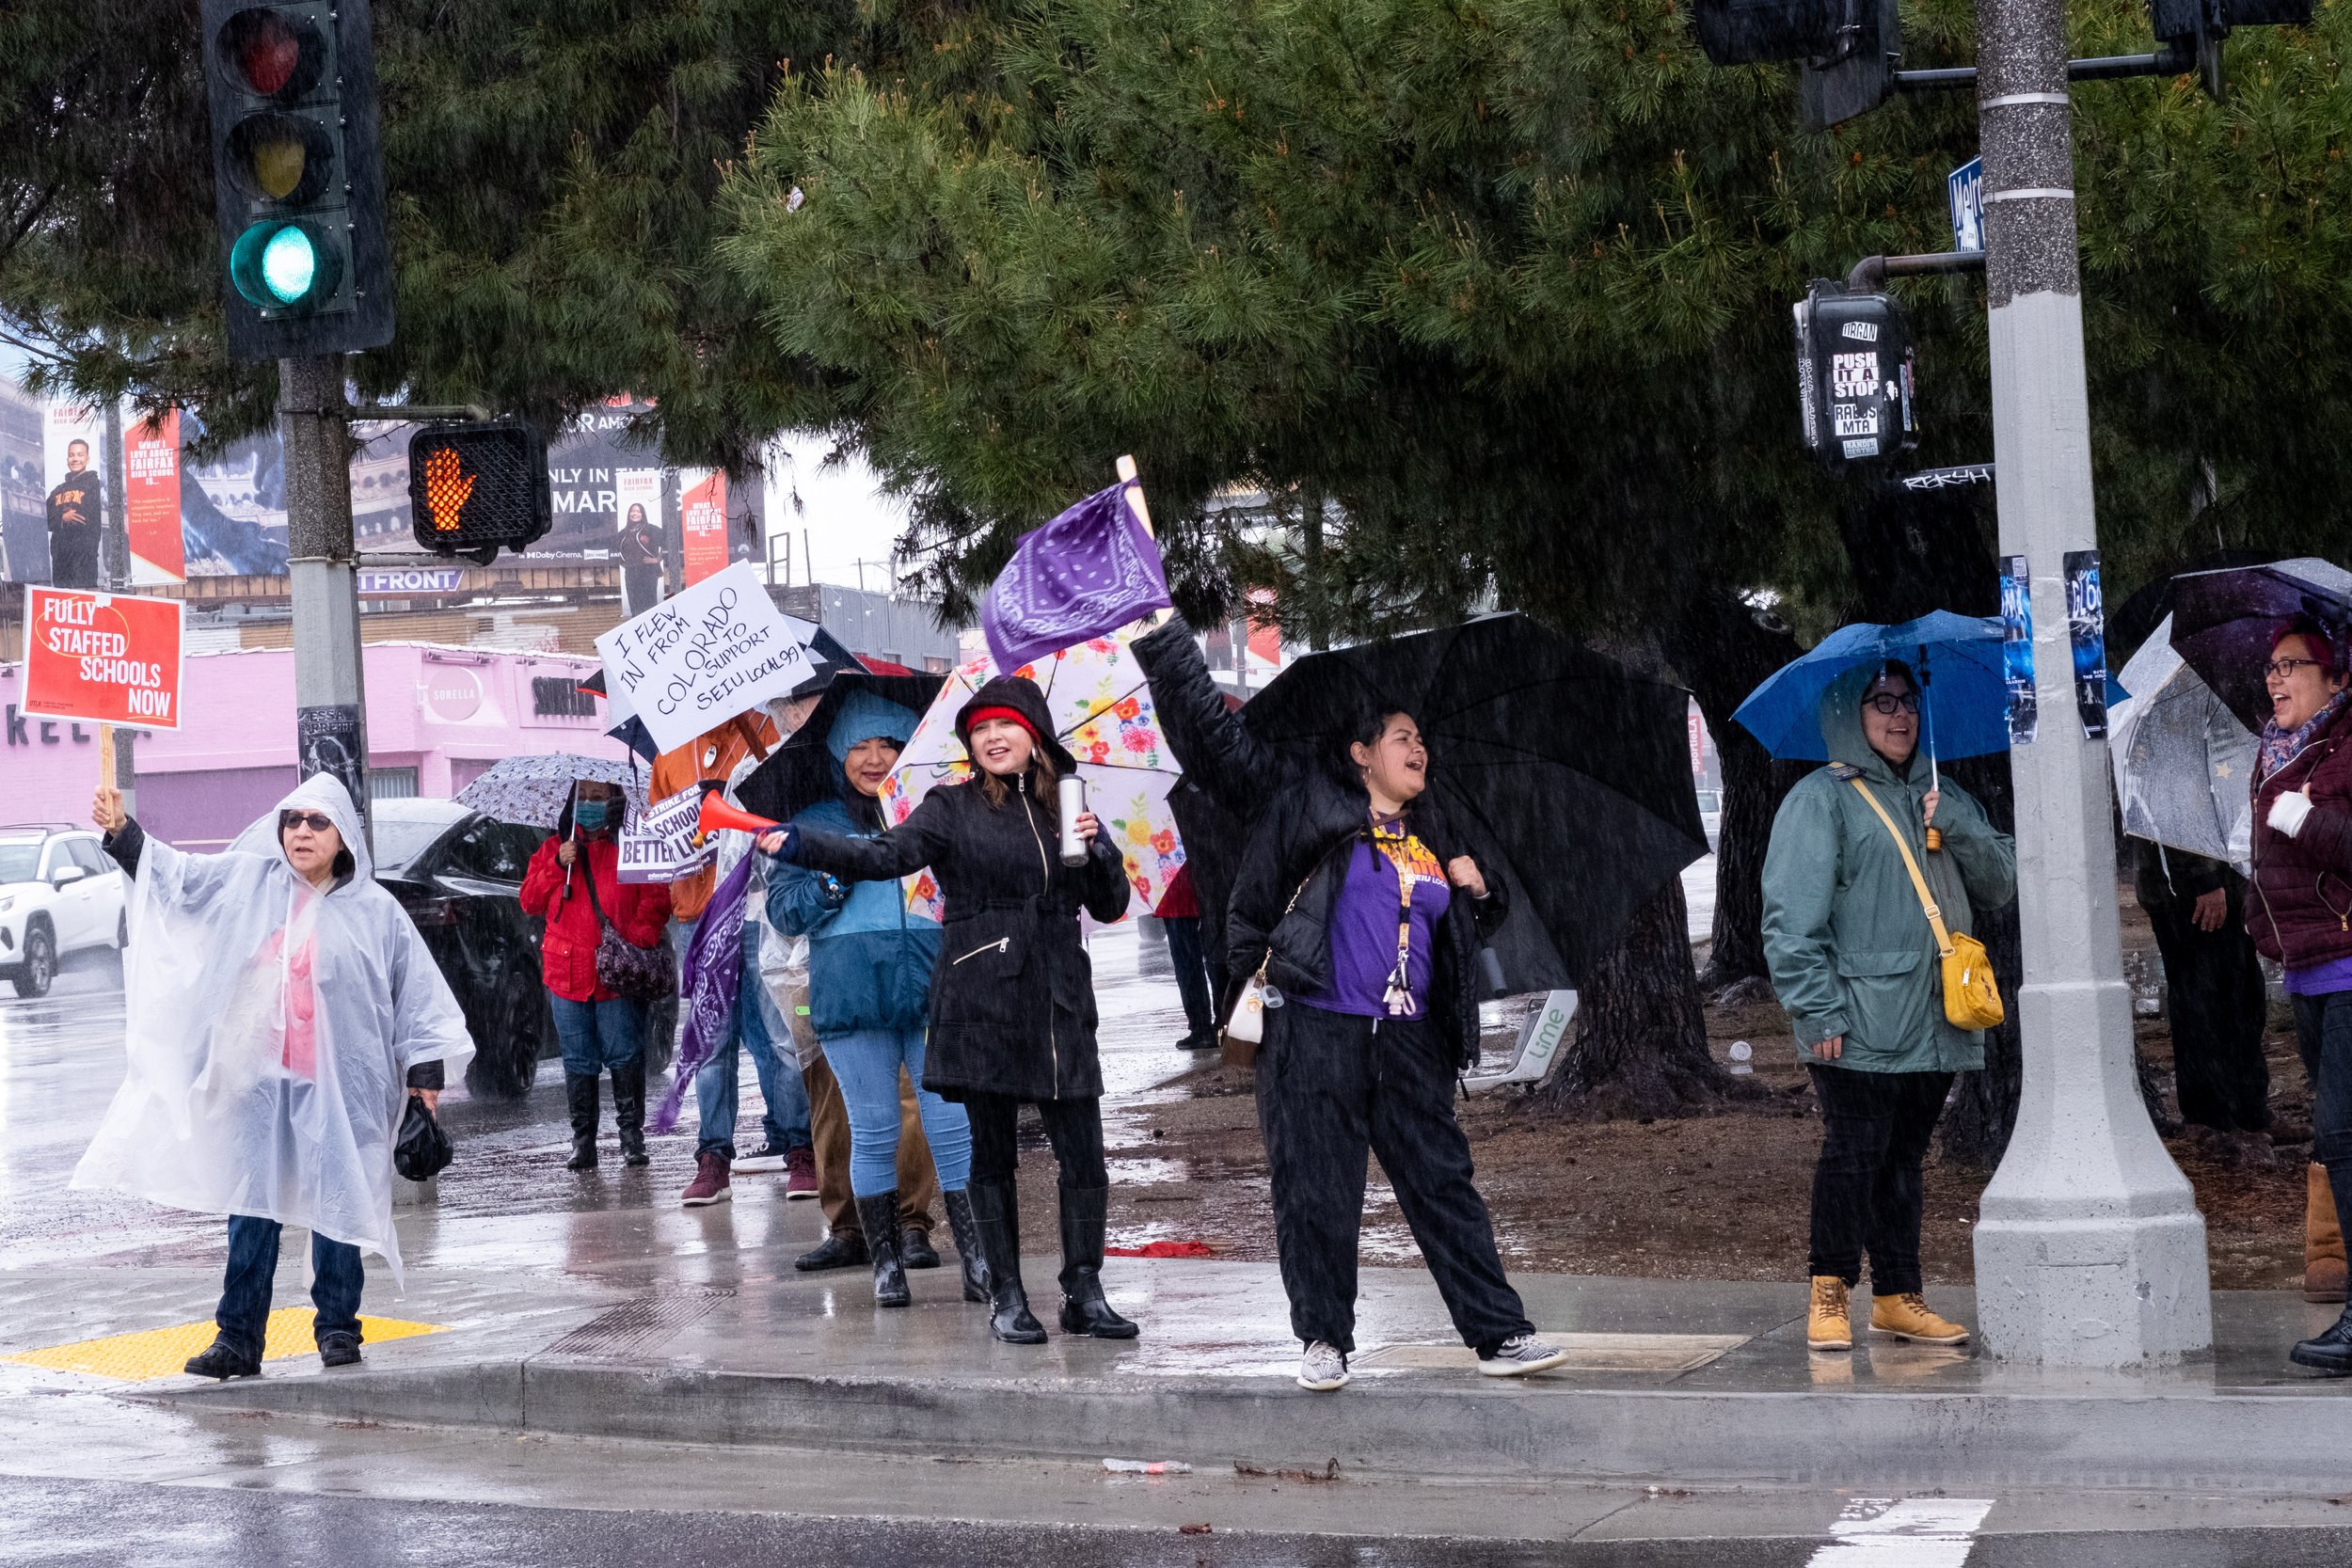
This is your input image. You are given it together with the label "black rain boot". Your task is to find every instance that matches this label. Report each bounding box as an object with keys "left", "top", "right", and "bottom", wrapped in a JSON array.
[
  {"left": 2291, "top": 1302, "right": 2352, "bottom": 1375},
  {"left": 1057, "top": 1183, "right": 1137, "bottom": 1338},
  {"left": 795, "top": 1229, "right": 868, "bottom": 1272},
  {"left": 900, "top": 1227, "right": 941, "bottom": 1270},
  {"left": 564, "top": 1072, "right": 599, "bottom": 1170},
  {"left": 941, "top": 1188, "right": 992, "bottom": 1304},
  {"left": 854, "top": 1191, "right": 912, "bottom": 1308},
  {"left": 610, "top": 1057, "right": 650, "bottom": 1167},
  {"left": 966, "top": 1178, "right": 1045, "bottom": 1344}
]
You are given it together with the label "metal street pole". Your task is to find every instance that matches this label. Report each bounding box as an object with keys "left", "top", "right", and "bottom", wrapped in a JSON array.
[
  {"left": 1968, "top": 0, "right": 2211, "bottom": 1362},
  {"left": 279, "top": 355, "right": 372, "bottom": 852}
]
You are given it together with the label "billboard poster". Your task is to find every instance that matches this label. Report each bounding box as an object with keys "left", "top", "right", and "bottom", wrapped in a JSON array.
[
  {"left": 2064, "top": 548, "right": 2107, "bottom": 740},
  {"left": 124, "top": 408, "right": 186, "bottom": 584},
  {"left": 41, "top": 404, "right": 104, "bottom": 589},
  {"left": 2000, "top": 553, "right": 2038, "bottom": 746},
  {"left": 679, "top": 468, "right": 729, "bottom": 588},
  {"left": 615, "top": 466, "right": 666, "bottom": 614}
]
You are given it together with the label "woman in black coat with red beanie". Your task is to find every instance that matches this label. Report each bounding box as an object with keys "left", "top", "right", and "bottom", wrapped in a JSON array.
[{"left": 763, "top": 674, "right": 1136, "bottom": 1344}]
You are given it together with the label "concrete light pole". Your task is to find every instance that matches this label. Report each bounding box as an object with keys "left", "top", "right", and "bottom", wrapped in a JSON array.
[
  {"left": 279, "top": 355, "right": 372, "bottom": 851},
  {"left": 1968, "top": 0, "right": 2212, "bottom": 1362}
]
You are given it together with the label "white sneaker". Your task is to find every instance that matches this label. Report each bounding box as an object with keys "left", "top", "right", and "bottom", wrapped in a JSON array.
[
  {"left": 1297, "top": 1340, "right": 1350, "bottom": 1391},
  {"left": 1477, "top": 1334, "right": 1570, "bottom": 1377}
]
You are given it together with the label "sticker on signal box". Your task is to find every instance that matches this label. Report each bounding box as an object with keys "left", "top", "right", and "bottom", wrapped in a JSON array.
[{"left": 22, "top": 587, "right": 185, "bottom": 729}]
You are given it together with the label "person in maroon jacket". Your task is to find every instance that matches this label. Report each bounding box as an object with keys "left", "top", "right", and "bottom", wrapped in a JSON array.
[
  {"left": 520, "top": 781, "right": 672, "bottom": 1171},
  {"left": 2248, "top": 619, "right": 2352, "bottom": 1372}
]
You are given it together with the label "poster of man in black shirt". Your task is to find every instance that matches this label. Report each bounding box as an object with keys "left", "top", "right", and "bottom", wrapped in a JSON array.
[{"left": 45, "top": 437, "right": 101, "bottom": 588}]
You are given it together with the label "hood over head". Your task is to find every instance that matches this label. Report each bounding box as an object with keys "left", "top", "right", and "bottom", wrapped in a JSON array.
[
  {"left": 269, "top": 772, "right": 370, "bottom": 883},
  {"left": 955, "top": 674, "right": 1076, "bottom": 774},
  {"left": 827, "top": 688, "right": 920, "bottom": 766},
  {"left": 1818, "top": 659, "right": 1917, "bottom": 781}
]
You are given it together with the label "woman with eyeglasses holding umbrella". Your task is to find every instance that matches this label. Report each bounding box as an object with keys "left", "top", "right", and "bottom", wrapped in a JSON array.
[{"left": 1761, "top": 659, "right": 2016, "bottom": 1355}]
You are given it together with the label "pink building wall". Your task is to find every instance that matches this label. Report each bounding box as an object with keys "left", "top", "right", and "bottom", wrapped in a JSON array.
[{"left": 0, "top": 643, "right": 628, "bottom": 847}]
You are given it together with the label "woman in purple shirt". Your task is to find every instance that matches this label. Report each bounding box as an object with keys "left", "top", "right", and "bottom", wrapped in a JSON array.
[{"left": 1222, "top": 704, "right": 1570, "bottom": 1392}]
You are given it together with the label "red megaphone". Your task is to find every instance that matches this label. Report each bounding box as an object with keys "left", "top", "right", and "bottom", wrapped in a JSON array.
[{"left": 696, "top": 783, "right": 782, "bottom": 838}]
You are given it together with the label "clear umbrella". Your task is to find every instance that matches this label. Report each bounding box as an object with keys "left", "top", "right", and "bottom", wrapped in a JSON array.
[{"left": 2111, "top": 613, "right": 2259, "bottom": 869}]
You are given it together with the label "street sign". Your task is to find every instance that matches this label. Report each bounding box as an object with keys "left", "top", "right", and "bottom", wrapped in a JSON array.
[
  {"left": 1948, "top": 157, "right": 1985, "bottom": 253},
  {"left": 22, "top": 589, "right": 186, "bottom": 730}
]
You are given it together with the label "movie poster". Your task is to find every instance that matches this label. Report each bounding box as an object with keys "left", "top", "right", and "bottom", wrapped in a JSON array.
[
  {"left": 679, "top": 468, "right": 729, "bottom": 588},
  {"left": 40, "top": 404, "right": 104, "bottom": 589}
]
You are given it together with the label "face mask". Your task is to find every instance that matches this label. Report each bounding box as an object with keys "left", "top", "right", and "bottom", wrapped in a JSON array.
[{"left": 574, "top": 800, "right": 610, "bottom": 832}]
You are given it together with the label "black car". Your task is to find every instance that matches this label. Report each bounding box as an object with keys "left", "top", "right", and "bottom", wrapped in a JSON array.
[{"left": 372, "top": 800, "right": 675, "bottom": 1100}]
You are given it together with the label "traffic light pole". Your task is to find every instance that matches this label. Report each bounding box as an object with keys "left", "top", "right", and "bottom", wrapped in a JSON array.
[
  {"left": 279, "top": 354, "right": 372, "bottom": 849},
  {"left": 1968, "top": 0, "right": 2212, "bottom": 1363}
]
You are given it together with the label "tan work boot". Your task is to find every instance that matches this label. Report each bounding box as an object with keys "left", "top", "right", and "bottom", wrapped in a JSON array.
[
  {"left": 1869, "top": 1291, "right": 1970, "bottom": 1345},
  {"left": 1807, "top": 1275, "right": 1852, "bottom": 1352},
  {"left": 2308, "top": 1163, "right": 2346, "bottom": 1305}
]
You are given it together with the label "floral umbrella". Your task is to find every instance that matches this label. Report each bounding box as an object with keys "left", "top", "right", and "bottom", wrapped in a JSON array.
[
  {"left": 454, "top": 753, "right": 647, "bottom": 830},
  {"left": 879, "top": 626, "right": 1185, "bottom": 922}
]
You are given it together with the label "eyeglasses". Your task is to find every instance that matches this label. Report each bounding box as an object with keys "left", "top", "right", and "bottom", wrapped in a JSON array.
[
  {"left": 2265, "top": 657, "right": 2326, "bottom": 679},
  {"left": 279, "top": 811, "right": 335, "bottom": 833},
  {"left": 1864, "top": 692, "right": 1921, "bottom": 716}
]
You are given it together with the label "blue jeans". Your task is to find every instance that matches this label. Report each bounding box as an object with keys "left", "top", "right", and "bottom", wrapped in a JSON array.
[
  {"left": 549, "top": 994, "right": 645, "bottom": 1075},
  {"left": 216, "top": 1215, "right": 363, "bottom": 1363},
  {"left": 824, "top": 1026, "right": 972, "bottom": 1196},
  {"left": 688, "top": 919, "right": 809, "bottom": 1160}
]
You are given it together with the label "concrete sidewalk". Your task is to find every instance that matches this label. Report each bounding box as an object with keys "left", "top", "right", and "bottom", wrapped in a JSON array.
[{"left": 108, "top": 1246, "right": 2352, "bottom": 1497}]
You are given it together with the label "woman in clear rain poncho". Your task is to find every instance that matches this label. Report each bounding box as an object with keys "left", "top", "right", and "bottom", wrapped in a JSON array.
[{"left": 73, "top": 773, "right": 473, "bottom": 1380}]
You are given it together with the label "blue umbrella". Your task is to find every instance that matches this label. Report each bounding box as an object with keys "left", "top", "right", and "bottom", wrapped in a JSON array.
[{"left": 1732, "top": 611, "right": 2011, "bottom": 784}]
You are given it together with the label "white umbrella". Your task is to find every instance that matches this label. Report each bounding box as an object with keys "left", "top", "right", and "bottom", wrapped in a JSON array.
[{"left": 2111, "top": 613, "right": 2258, "bottom": 870}]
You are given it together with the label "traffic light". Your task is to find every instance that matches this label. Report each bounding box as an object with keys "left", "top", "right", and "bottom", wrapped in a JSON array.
[
  {"left": 1690, "top": 0, "right": 1898, "bottom": 130},
  {"left": 2149, "top": 0, "right": 2313, "bottom": 96},
  {"left": 199, "top": 1, "right": 393, "bottom": 360},
  {"left": 1793, "top": 283, "right": 1917, "bottom": 476},
  {"left": 407, "top": 423, "right": 553, "bottom": 563}
]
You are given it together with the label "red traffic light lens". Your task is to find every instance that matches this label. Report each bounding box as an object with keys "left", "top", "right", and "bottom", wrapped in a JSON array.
[{"left": 216, "top": 8, "right": 326, "bottom": 101}]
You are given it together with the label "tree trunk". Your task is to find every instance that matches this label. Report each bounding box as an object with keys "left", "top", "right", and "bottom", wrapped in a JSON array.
[
  {"left": 1664, "top": 590, "right": 1806, "bottom": 993},
  {"left": 1539, "top": 877, "right": 1757, "bottom": 1119}
]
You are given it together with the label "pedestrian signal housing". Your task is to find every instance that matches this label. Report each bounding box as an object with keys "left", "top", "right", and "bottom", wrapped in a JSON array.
[
  {"left": 1793, "top": 284, "right": 1917, "bottom": 476},
  {"left": 1689, "top": 0, "right": 1898, "bottom": 129},
  {"left": 199, "top": 0, "right": 393, "bottom": 360},
  {"left": 406, "top": 423, "right": 553, "bottom": 563}
]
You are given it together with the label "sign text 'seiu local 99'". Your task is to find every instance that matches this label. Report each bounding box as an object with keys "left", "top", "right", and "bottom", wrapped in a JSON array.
[{"left": 21, "top": 588, "right": 186, "bottom": 729}]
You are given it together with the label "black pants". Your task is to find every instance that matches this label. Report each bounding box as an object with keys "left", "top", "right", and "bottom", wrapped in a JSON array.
[
  {"left": 1162, "top": 915, "right": 1218, "bottom": 1040},
  {"left": 2293, "top": 990, "right": 2352, "bottom": 1238},
  {"left": 1256, "top": 1003, "right": 1532, "bottom": 1356},
  {"left": 963, "top": 1091, "right": 1107, "bottom": 1189},
  {"left": 1807, "top": 1065, "right": 1952, "bottom": 1295},
  {"left": 2149, "top": 889, "right": 2270, "bottom": 1132}
]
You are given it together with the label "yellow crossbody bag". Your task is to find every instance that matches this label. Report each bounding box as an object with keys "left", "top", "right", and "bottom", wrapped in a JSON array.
[{"left": 1848, "top": 779, "right": 2006, "bottom": 1032}]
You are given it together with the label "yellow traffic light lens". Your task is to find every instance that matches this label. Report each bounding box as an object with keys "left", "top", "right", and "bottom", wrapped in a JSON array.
[
  {"left": 229, "top": 220, "right": 342, "bottom": 310},
  {"left": 217, "top": 8, "right": 326, "bottom": 101},
  {"left": 420, "top": 446, "right": 476, "bottom": 532},
  {"left": 225, "top": 113, "right": 334, "bottom": 205}
]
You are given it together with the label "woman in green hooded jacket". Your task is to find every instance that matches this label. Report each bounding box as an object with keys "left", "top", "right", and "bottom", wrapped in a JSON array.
[{"left": 1762, "top": 659, "right": 2016, "bottom": 1354}]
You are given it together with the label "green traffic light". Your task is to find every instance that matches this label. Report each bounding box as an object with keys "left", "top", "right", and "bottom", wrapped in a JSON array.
[{"left": 229, "top": 220, "right": 342, "bottom": 312}]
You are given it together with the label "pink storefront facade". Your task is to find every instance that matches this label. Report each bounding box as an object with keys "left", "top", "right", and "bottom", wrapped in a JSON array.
[{"left": 0, "top": 643, "right": 628, "bottom": 847}]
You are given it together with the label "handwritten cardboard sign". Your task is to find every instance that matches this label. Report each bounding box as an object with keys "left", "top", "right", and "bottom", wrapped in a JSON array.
[
  {"left": 22, "top": 587, "right": 185, "bottom": 729},
  {"left": 616, "top": 786, "right": 717, "bottom": 884},
  {"left": 594, "top": 560, "right": 816, "bottom": 756}
]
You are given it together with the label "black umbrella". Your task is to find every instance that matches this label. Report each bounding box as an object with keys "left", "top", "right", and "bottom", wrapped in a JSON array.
[
  {"left": 738, "top": 671, "right": 948, "bottom": 824},
  {"left": 1242, "top": 613, "right": 1708, "bottom": 990},
  {"left": 2169, "top": 557, "right": 2352, "bottom": 731}
]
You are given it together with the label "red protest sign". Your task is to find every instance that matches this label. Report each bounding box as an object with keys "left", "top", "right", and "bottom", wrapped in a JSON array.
[{"left": 23, "top": 588, "right": 185, "bottom": 729}]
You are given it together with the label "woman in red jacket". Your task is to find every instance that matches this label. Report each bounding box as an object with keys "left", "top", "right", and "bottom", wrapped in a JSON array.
[
  {"left": 520, "top": 781, "right": 671, "bottom": 1171},
  {"left": 2249, "top": 620, "right": 2352, "bottom": 1373}
]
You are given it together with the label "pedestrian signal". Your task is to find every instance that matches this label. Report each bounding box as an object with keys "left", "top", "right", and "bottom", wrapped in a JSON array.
[
  {"left": 1688, "top": 0, "right": 1898, "bottom": 129},
  {"left": 1793, "top": 284, "right": 1917, "bottom": 477},
  {"left": 200, "top": 1, "right": 393, "bottom": 360},
  {"left": 406, "top": 424, "right": 553, "bottom": 562}
]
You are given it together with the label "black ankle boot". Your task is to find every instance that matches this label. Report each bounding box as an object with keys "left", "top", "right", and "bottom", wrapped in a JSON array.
[
  {"left": 941, "top": 1188, "right": 992, "bottom": 1304},
  {"left": 1057, "top": 1183, "right": 1137, "bottom": 1338},
  {"left": 854, "top": 1191, "right": 912, "bottom": 1307},
  {"left": 183, "top": 1336, "right": 261, "bottom": 1380},
  {"left": 610, "top": 1057, "right": 649, "bottom": 1166},
  {"left": 966, "top": 1179, "right": 1045, "bottom": 1343},
  {"left": 564, "top": 1072, "right": 599, "bottom": 1170},
  {"left": 2292, "top": 1303, "right": 2352, "bottom": 1374}
]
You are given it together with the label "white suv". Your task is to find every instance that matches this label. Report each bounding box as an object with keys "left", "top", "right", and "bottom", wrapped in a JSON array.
[{"left": 0, "top": 826, "right": 128, "bottom": 998}]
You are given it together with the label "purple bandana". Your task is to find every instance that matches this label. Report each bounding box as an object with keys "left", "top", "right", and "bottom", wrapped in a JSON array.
[
  {"left": 981, "top": 482, "right": 1171, "bottom": 671},
  {"left": 651, "top": 851, "right": 757, "bottom": 1134}
]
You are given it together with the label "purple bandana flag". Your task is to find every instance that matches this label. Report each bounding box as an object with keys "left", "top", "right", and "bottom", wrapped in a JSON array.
[
  {"left": 982, "top": 482, "right": 1172, "bottom": 672},
  {"left": 651, "top": 851, "right": 758, "bottom": 1134}
]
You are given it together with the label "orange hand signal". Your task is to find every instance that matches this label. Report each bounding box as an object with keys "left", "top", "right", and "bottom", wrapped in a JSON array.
[{"left": 421, "top": 445, "right": 474, "bottom": 531}]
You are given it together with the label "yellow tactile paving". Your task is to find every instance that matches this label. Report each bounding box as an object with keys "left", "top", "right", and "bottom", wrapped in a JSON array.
[{"left": 3, "top": 1309, "right": 447, "bottom": 1382}]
